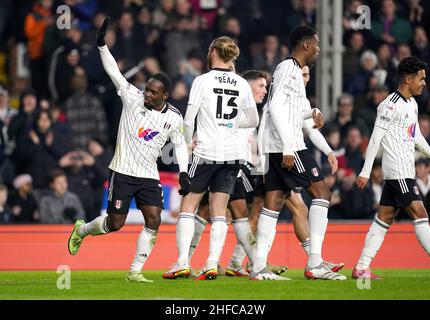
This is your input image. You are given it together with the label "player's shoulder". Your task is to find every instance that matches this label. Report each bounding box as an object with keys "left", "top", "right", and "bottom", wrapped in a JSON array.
[
  {"left": 276, "top": 57, "right": 301, "bottom": 72},
  {"left": 378, "top": 91, "right": 405, "bottom": 110},
  {"left": 166, "top": 103, "right": 183, "bottom": 119}
]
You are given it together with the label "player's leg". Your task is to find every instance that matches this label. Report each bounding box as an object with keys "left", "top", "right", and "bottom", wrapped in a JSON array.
[
  {"left": 188, "top": 195, "right": 210, "bottom": 265},
  {"left": 405, "top": 201, "right": 430, "bottom": 256},
  {"left": 195, "top": 163, "right": 239, "bottom": 280},
  {"left": 286, "top": 190, "right": 344, "bottom": 272},
  {"left": 68, "top": 171, "right": 131, "bottom": 255},
  {"left": 127, "top": 179, "right": 164, "bottom": 283},
  {"left": 352, "top": 205, "right": 396, "bottom": 279},
  {"left": 227, "top": 196, "right": 255, "bottom": 277},
  {"left": 127, "top": 202, "right": 162, "bottom": 283},
  {"left": 285, "top": 190, "right": 310, "bottom": 253}
]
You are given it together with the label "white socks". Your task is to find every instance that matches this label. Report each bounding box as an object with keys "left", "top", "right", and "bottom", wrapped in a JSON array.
[
  {"left": 188, "top": 215, "right": 208, "bottom": 264},
  {"left": 413, "top": 218, "right": 430, "bottom": 256},
  {"left": 252, "top": 207, "right": 279, "bottom": 273},
  {"left": 129, "top": 226, "right": 157, "bottom": 272},
  {"left": 205, "top": 216, "right": 228, "bottom": 270},
  {"left": 301, "top": 238, "right": 310, "bottom": 256},
  {"left": 228, "top": 243, "right": 247, "bottom": 269},
  {"left": 231, "top": 218, "right": 256, "bottom": 265},
  {"left": 77, "top": 215, "right": 110, "bottom": 237},
  {"left": 176, "top": 212, "right": 195, "bottom": 267},
  {"left": 307, "top": 199, "right": 329, "bottom": 268},
  {"left": 356, "top": 216, "right": 389, "bottom": 270}
]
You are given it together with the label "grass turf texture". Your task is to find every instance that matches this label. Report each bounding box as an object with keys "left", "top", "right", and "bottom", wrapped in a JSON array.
[{"left": 1, "top": 269, "right": 429, "bottom": 300}]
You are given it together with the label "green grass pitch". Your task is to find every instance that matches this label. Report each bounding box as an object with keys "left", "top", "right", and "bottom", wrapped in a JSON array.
[{"left": 1, "top": 269, "right": 429, "bottom": 300}]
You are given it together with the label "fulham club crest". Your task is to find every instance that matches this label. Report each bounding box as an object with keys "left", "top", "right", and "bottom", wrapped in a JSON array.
[
  {"left": 311, "top": 168, "right": 319, "bottom": 177},
  {"left": 413, "top": 186, "right": 420, "bottom": 195},
  {"left": 114, "top": 199, "right": 123, "bottom": 209}
]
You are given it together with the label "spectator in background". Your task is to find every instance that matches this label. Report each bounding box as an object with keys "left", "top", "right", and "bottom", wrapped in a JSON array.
[
  {"left": 318, "top": 125, "right": 346, "bottom": 170},
  {"left": 0, "top": 87, "right": 17, "bottom": 184},
  {"left": 39, "top": 169, "right": 85, "bottom": 224},
  {"left": 135, "top": 6, "right": 160, "bottom": 59},
  {"left": 88, "top": 138, "right": 112, "bottom": 219},
  {"left": 63, "top": 72, "right": 108, "bottom": 149},
  {"left": 252, "top": 33, "right": 287, "bottom": 75},
  {"left": 222, "top": 16, "right": 250, "bottom": 72},
  {"left": 418, "top": 114, "right": 430, "bottom": 145},
  {"left": 344, "top": 126, "right": 364, "bottom": 176},
  {"left": 8, "top": 90, "right": 38, "bottom": 145},
  {"left": 371, "top": 0, "right": 413, "bottom": 52},
  {"left": 0, "top": 184, "right": 12, "bottom": 223},
  {"left": 24, "top": 0, "right": 54, "bottom": 98},
  {"left": 412, "top": 26, "right": 430, "bottom": 63},
  {"left": 152, "top": 0, "right": 176, "bottom": 31},
  {"left": 14, "top": 110, "right": 72, "bottom": 197},
  {"left": 416, "top": 158, "right": 430, "bottom": 198},
  {"left": 375, "top": 43, "right": 397, "bottom": 91},
  {"left": 327, "top": 94, "right": 369, "bottom": 140},
  {"left": 343, "top": 31, "right": 366, "bottom": 80},
  {"left": 168, "top": 79, "right": 188, "bottom": 116},
  {"left": 407, "top": 0, "right": 424, "bottom": 27},
  {"left": 8, "top": 174, "right": 39, "bottom": 223},
  {"left": 392, "top": 43, "right": 411, "bottom": 68},
  {"left": 369, "top": 162, "right": 384, "bottom": 213},
  {"left": 357, "top": 84, "right": 390, "bottom": 133},
  {"left": 178, "top": 48, "right": 205, "bottom": 88},
  {"left": 65, "top": 0, "right": 98, "bottom": 31},
  {"left": 53, "top": 44, "right": 84, "bottom": 104},
  {"left": 116, "top": 10, "right": 142, "bottom": 68},
  {"left": 337, "top": 169, "right": 374, "bottom": 219},
  {"left": 346, "top": 50, "right": 378, "bottom": 101}
]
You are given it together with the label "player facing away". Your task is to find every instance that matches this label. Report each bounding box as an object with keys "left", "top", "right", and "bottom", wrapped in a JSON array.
[
  {"left": 353, "top": 56, "right": 430, "bottom": 279},
  {"left": 251, "top": 25, "right": 346, "bottom": 280},
  {"left": 246, "top": 65, "right": 344, "bottom": 278},
  {"left": 67, "top": 17, "right": 191, "bottom": 283},
  {"left": 163, "top": 36, "right": 259, "bottom": 281}
]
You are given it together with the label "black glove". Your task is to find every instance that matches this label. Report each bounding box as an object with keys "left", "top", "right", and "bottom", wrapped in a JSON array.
[
  {"left": 178, "top": 172, "right": 191, "bottom": 196},
  {"left": 96, "top": 16, "right": 111, "bottom": 47}
]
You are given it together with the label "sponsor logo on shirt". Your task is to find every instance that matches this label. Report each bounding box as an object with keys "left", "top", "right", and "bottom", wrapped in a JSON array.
[
  {"left": 138, "top": 128, "right": 160, "bottom": 141},
  {"left": 218, "top": 123, "right": 233, "bottom": 129},
  {"left": 407, "top": 123, "right": 416, "bottom": 138}
]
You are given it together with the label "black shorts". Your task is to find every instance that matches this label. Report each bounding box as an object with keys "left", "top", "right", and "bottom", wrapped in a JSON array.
[
  {"left": 107, "top": 171, "right": 163, "bottom": 214},
  {"left": 380, "top": 179, "right": 422, "bottom": 208},
  {"left": 253, "top": 175, "right": 265, "bottom": 198},
  {"left": 230, "top": 162, "right": 255, "bottom": 203},
  {"left": 188, "top": 155, "right": 241, "bottom": 195},
  {"left": 265, "top": 150, "right": 324, "bottom": 193}
]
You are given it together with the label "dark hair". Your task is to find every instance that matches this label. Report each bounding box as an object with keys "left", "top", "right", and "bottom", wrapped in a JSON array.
[
  {"left": 49, "top": 169, "right": 66, "bottom": 183},
  {"left": 398, "top": 56, "right": 427, "bottom": 80},
  {"left": 290, "top": 25, "right": 317, "bottom": 49},
  {"left": 33, "top": 109, "right": 52, "bottom": 128},
  {"left": 151, "top": 72, "right": 171, "bottom": 94},
  {"left": 242, "top": 70, "right": 267, "bottom": 81}
]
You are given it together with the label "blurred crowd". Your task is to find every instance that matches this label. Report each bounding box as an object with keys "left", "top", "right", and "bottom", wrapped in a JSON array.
[{"left": 0, "top": 0, "right": 430, "bottom": 224}]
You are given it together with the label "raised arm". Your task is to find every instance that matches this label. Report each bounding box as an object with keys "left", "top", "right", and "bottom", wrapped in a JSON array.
[{"left": 97, "top": 17, "right": 127, "bottom": 90}]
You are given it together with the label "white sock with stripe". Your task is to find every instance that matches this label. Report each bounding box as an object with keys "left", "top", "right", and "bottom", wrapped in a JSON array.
[
  {"left": 307, "top": 199, "right": 330, "bottom": 268},
  {"left": 232, "top": 218, "right": 256, "bottom": 265},
  {"left": 205, "top": 216, "right": 228, "bottom": 271},
  {"left": 356, "top": 216, "right": 389, "bottom": 270},
  {"left": 228, "top": 243, "right": 247, "bottom": 269},
  {"left": 176, "top": 212, "right": 195, "bottom": 267},
  {"left": 188, "top": 214, "right": 208, "bottom": 264},
  {"left": 129, "top": 226, "right": 157, "bottom": 272},
  {"left": 413, "top": 218, "right": 430, "bottom": 256},
  {"left": 77, "top": 215, "right": 110, "bottom": 237},
  {"left": 301, "top": 238, "right": 310, "bottom": 256},
  {"left": 252, "top": 207, "right": 279, "bottom": 273}
]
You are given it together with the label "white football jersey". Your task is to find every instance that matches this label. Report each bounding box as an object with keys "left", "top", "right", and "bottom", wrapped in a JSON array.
[
  {"left": 188, "top": 68, "right": 257, "bottom": 161},
  {"left": 263, "top": 58, "right": 310, "bottom": 153},
  {"left": 109, "top": 82, "right": 184, "bottom": 180},
  {"left": 374, "top": 91, "right": 419, "bottom": 179}
]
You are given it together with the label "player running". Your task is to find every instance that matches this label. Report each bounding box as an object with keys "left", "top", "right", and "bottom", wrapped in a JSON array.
[
  {"left": 252, "top": 25, "right": 346, "bottom": 280},
  {"left": 353, "top": 56, "right": 430, "bottom": 279},
  {"left": 163, "top": 36, "right": 259, "bottom": 281},
  {"left": 67, "top": 17, "right": 191, "bottom": 283}
]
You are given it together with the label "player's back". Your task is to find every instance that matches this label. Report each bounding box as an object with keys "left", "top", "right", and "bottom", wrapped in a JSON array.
[
  {"left": 189, "top": 68, "right": 256, "bottom": 161},
  {"left": 375, "top": 91, "right": 418, "bottom": 179}
]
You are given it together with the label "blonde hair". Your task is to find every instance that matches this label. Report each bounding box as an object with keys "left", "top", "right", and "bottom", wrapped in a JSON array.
[{"left": 209, "top": 36, "right": 240, "bottom": 63}]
